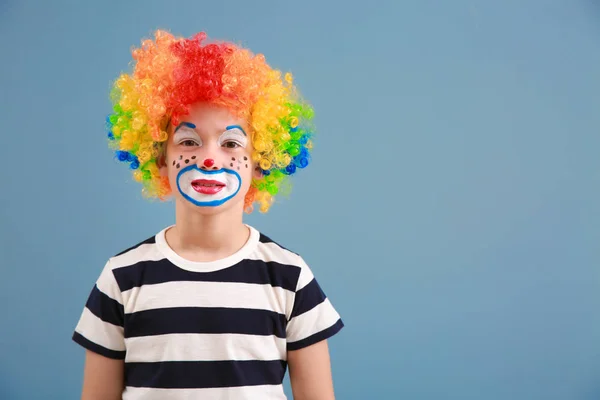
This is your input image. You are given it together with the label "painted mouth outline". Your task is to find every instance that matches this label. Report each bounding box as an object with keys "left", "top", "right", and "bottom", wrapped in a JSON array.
[{"left": 176, "top": 165, "right": 242, "bottom": 207}]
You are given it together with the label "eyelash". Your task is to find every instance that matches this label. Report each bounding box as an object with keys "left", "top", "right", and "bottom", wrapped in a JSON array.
[
  {"left": 221, "top": 140, "right": 243, "bottom": 149},
  {"left": 180, "top": 139, "right": 201, "bottom": 147},
  {"left": 175, "top": 129, "right": 245, "bottom": 149}
]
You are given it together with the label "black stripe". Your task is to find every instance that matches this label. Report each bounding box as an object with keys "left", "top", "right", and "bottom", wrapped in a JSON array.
[
  {"left": 287, "top": 318, "right": 344, "bottom": 351},
  {"left": 72, "top": 332, "right": 126, "bottom": 360},
  {"left": 259, "top": 233, "right": 276, "bottom": 244},
  {"left": 259, "top": 233, "right": 298, "bottom": 255},
  {"left": 290, "top": 278, "right": 327, "bottom": 319},
  {"left": 115, "top": 236, "right": 156, "bottom": 256},
  {"left": 125, "top": 359, "right": 287, "bottom": 389},
  {"left": 86, "top": 285, "right": 124, "bottom": 327},
  {"left": 124, "top": 307, "right": 287, "bottom": 338},
  {"left": 113, "top": 259, "right": 300, "bottom": 293}
]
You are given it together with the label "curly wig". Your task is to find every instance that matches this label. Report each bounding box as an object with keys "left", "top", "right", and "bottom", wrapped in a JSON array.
[{"left": 106, "top": 30, "right": 315, "bottom": 213}]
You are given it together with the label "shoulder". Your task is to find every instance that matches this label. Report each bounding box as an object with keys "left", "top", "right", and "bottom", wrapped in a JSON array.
[
  {"left": 250, "top": 228, "right": 314, "bottom": 292},
  {"left": 253, "top": 230, "right": 304, "bottom": 266},
  {"left": 114, "top": 234, "right": 157, "bottom": 257},
  {"left": 99, "top": 229, "right": 166, "bottom": 289},
  {"left": 108, "top": 228, "right": 165, "bottom": 266},
  {"left": 256, "top": 231, "right": 300, "bottom": 256}
]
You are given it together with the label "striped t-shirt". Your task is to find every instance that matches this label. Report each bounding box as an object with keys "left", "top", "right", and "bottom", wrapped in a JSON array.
[{"left": 72, "top": 225, "right": 343, "bottom": 399}]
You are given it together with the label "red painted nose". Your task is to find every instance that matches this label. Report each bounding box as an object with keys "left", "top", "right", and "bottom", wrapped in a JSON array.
[{"left": 203, "top": 158, "right": 215, "bottom": 168}]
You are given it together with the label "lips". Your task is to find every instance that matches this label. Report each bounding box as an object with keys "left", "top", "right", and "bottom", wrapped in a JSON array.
[{"left": 191, "top": 179, "right": 225, "bottom": 195}]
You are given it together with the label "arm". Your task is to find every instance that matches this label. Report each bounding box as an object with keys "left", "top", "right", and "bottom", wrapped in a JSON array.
[
  {"left": 288, "top": 340, "right": 336, "bottom": 400},
  {"left": 73, "top": 259, "right": 127, "bottom": 399},
  {"left": 81, "top": 350, "right": 124, "bottom": 400}
]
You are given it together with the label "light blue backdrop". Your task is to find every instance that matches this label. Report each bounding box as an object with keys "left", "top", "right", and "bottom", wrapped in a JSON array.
[{"left": 1, "top": 1, "right": 599, "bottom": 399}]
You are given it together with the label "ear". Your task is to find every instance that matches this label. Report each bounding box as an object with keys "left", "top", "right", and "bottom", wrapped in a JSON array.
[
  {"left": 159, "top": 160, "right": 168, "bottom": 177},
  {"left": 253, "top": 166, "right": 264, "bottom": 179},
  {"left": 157, "top": 119, "right": 172, "bottom": 178},
  {"left": 155, "top": 142, "right": 168, "bottom": 177}
]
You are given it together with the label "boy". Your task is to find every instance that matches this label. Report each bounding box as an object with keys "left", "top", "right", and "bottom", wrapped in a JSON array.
[{"left": 72, "top": 31, "right": 343, "bottom": 399}]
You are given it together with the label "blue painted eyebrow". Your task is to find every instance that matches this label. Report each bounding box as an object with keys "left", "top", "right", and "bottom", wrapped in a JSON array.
[
  {"left": 225, "top": 125, "right": 247, "bottom": 136},
  {"left": 174, "top": 122, "right": 196, "bottom": 133}
]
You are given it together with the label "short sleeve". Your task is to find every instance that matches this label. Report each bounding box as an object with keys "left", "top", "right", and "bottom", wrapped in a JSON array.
[
  {"left": 286, "top": 260, "right": 344, "bottom": 351},
  {"left": 72, "top": 259, "right": 126, "bottom": 360}
]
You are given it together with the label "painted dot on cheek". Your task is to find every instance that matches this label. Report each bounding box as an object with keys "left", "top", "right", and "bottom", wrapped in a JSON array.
[
  {"left": 176, "top": 163, "right": 180, "bottom": 168},
  {"left": 191, "top": 156, "right": 196, "bottom": 160},
  {"left": 230, "top": 163, "right": 233, "bottom": 167},
  {"left": 172, "top": 160, "right": 176, "bottom": 166},
  {"left": 232, "top": 157, "right": 235, "bottom": 161},
  {"left": 179, "top": 155, "right": 182, "bottom": 160},
  {"left": 245, "top": 164, "right": 248, "bottom": 168},
  {"left": 185, "top": 159, "right": 189, "bottom": 164},
  {"left": 244, "top": 156, "right": 248, "bottom": 161}
]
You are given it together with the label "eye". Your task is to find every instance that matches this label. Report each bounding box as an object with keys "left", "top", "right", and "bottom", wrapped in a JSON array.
[
  {"left": 180, "top": 139, "right": 200, "bottom": 147},
  {"left": 218, "top": 128, "right": 248, "bottom": 149},
  {"left": 222, "top": 140, "right": 242, "bottom": 149},
  {"left": 173, "top": 128, "right": 202, "bottom": 147}
]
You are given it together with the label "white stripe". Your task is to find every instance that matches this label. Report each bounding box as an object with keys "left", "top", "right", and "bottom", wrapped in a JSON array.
[
  {"left": 253, "top": 241, "right": 316, "bottom": 292},
  {"left": 253, "top": 241, "right": 304, "bottom": 268},
  {"left": 96, "top": 261, "right": 123, "bottom": 305},
  {"left": 122, "top": 384, "right": 286, "bottom": 400},
  {"left": 124, "top": 333, "right": 286, "bottom": 362},
  {"left": 123, "top": 280, "right": 291, "bottom": 315},
  {"left": 295, "top": 263, "right": 314, "bottom": 291},
  {"left": 75, "top": 307, "right": 125, "bottom": 351},
  {"left": 286, "top": 298, "right": 340, "bottom": 343},
  {"left": 110, "top": 243, "right": 165, "bottom": 269},
  {"left": 108, "top": 243, "right": 165, "bottom": 307}
]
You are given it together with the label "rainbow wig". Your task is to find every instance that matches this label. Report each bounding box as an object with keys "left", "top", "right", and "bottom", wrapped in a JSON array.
[{"left": 105, "top": 30, "right": 315, "bottom": 213}]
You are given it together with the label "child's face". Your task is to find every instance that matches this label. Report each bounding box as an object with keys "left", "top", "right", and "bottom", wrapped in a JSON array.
[{"left": 161, "top": 102, "right": 260, "bottom": 215}]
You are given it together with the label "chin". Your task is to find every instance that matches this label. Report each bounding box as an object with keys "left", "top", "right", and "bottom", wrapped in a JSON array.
[{"left": 177, "top": 194, "right": 245, "bottom": 216}]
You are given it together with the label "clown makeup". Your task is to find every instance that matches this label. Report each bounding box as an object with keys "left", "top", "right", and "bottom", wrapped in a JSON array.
[
  {"left": 173, "top": 122, "right": 203, "bottom": 147},
  {"left": 176, "top": 165, "right": 242, "bottom": 207},
  {"left": 218, "top": 125, "right": 248, "bottom": 149},
  {"left": 172, "top": 123, "right": 250, "bottom": 207}
]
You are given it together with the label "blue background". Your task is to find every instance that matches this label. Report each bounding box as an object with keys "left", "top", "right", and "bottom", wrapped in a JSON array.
[{"left": 1, "top": 1, "right": 599, "bottom": 399}]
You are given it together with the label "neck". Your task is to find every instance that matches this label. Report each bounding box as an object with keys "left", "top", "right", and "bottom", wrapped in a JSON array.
[{"left": 166, "top": 199, "right": 249, "bottom": 262}]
